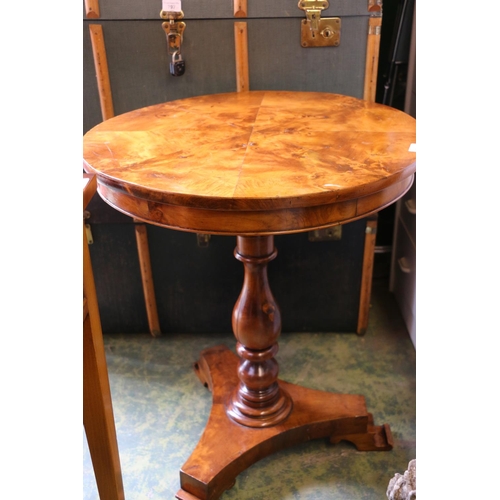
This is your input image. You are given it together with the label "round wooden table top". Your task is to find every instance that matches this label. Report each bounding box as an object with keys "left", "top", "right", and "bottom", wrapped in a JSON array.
[{"left": 83, "top": 91, "right": 416, "bottom": 235}]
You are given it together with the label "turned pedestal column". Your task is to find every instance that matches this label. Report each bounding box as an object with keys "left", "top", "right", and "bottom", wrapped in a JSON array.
[{"left": 227, "top": 235, "right": 292, "bottom": 427}]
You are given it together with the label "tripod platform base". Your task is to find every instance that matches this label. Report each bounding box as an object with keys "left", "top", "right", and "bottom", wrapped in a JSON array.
[{"left": 175, "top": 345, "right": 392, "bottom": 500}]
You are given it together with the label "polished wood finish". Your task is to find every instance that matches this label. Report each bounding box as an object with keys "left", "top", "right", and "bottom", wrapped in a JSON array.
[
  {"left": 227, "top": 236, "right": 292, "bottom": 427},
  {"left": 83, "top": 91, "right": 416, "bottom": 235},
  {"left": 83, "top": 91, "right": 415, "bottom": 500},
  {"left": 176, "top": 346, "right": 393, "bottom": 500},
  {"left": 83, "top": 175, "right": 125, "bottom": 500},
  {"left": 234, "top": 22, "right": 250, "bottom": 92},
  {"left": 96, "top": 174, "right": 412, "bottom": 236}
]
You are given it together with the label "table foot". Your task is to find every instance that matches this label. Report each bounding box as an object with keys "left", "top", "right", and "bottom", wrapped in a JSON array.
[{"left": 176, "top": 345, "right": 392, "bottom": 500}]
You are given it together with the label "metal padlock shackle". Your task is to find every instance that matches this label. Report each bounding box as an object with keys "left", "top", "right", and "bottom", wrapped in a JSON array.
[
  {"left": 172, "top": 50, "right": 183, "bottom": 63},
  {"left": 170, "top": 49, "right": 186, "bottom": 76}
]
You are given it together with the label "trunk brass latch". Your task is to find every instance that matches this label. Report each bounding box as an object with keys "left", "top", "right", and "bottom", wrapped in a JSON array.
[
  {"left": 298, "top": 0, "right": 341, "bottom": 48},
  {"left": 161, "top": 6, "right": 186, "bottom": 75}
]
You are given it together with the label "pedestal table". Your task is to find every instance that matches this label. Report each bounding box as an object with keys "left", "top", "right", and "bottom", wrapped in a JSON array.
[{"left": 83, "top": 91, "right": 416, "bottom": 500}]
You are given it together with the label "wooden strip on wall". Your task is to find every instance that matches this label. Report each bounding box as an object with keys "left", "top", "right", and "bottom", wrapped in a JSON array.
[
  {"left": 234, "top": 22, "right": 250, "bottom": 92},
  {"left": 89, "top": 24, "right": 115, "bottom": 121},
  {"left": 367, "top": 0, "right": 382, "bottom": 13},
  {"left": 85, "top": 0, "right": 100, "bottom": 19},
  {"left": 357, "top": 216, "right": 377, "bottom": 335},
  {"left": 363, "top": 16, "right": 382, "bottom": 103},
  {"left": 234, "top": 0, "right": 248, "bottom": 18},
  {"left": 134, "top": 222, "right": 161, "bottom": 337}
]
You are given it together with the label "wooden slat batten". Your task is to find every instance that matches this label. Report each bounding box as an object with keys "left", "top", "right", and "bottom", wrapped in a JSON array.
[
  {"left": 357, "top": 216, "right": 378, "bottom": 334},
  {"left": 134, "top": 221, "right": 161, "bottom": 337},
  {"left": 234, "top": 22, "right": 250, "bottom": 92},
  {"left": 234, "top": 0, "right": 247, "bottom": 18},
  {"left": 363, "top": 16, "right": 382, "bottom": 102},
  {"left": 88, "top": 24, "right": 114, "bottom": 121},
  {"left": 85, "top": 0, "right": 100, "bottom": 18}
]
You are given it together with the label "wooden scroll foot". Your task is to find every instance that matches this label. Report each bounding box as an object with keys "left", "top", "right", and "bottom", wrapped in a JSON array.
[{"left": 175, "top": 345, "right": 392, "bottom": 500}]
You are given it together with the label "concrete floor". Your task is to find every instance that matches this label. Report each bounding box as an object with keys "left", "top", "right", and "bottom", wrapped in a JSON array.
[{"left": 83, "top": 278, "right": 416, "bottom": 499}]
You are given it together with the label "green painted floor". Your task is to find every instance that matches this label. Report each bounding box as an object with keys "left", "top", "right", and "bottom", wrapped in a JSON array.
[{"left": 83, "top": 279, "right": 416, "bottom": 499}]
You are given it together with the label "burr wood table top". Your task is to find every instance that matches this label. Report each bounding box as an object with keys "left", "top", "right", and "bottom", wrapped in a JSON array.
[
  {"left": 83, "top": 91, "right": 416, "bottom": 235},
  {"left": 82, "top": 91, "right": 416, "bottom": 500}
]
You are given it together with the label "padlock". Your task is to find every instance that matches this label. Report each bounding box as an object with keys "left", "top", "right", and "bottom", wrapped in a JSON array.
[{"left": 170, "top": 51, "right": 185, "bottom": 76}]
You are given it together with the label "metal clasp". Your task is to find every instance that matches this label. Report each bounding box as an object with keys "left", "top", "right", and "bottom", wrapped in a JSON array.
[
  {"left": 160, "top": 9, "right": 186, "bottom": 56},
  {"left": 298, "top": 0, "right": 341, "bottom": 48},
  {"left": 298, "top": 0, "right": 329, "bottom": 34},
  {"left": 170, "top": 50, "right": 186, "bottom": 76}
]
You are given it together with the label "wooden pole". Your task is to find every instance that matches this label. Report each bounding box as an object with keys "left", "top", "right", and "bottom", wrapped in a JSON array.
[
  {"left": 363, "top": 16, "right": 382, "bottom": 103},
  {"left": 88, "top": 24, "right": 161, "bottom": 336},
  {"left": 88, "top": 24, "right": 115, "bottom": 121},
  {"left": 85, "top": 0, "right": 100, "bottom": 19},
  {"left": 234, "top": 22, "right": 250, "bottom": 92}
]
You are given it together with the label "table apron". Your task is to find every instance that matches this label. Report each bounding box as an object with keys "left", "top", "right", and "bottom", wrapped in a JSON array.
[{"left": 97, "top": 175, "right": 414, "bottom": 235}]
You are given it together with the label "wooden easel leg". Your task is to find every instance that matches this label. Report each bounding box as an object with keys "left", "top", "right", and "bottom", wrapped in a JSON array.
[
  {"left": 84, "top": 226, "right": 125, "bottom": 500},
  {"left": 83, "top": 316, "right": 125, "bottom": 500}
]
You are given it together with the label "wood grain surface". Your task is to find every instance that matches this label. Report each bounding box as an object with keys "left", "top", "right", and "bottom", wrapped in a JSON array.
[
  {"left": 177, "top": 344, "right": 392, "bottom": 500},
  {"left": 83, "top": 91, "right": 416, "bottom": 235}
]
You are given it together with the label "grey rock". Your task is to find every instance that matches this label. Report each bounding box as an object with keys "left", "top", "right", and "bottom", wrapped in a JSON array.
[{"left": 387, "top": 459, "right": 416, "bottom": 500}]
